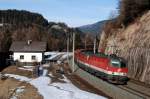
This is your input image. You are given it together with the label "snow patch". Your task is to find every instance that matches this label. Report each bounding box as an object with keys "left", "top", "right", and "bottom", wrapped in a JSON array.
[
  {"left": 15, "top": 86, "right": 25, "bottom": 94},
  {"left": 5, "top": 74, "right": 107, "bottom": 99},
  {"left": 44, "top": 52, "right": 72, "bottom": 61},
  {"left": 23, "top": 66, "right": 34, "bottom": 68},
  {"left": 5, "top": 74, "right": 31, "bottom": 82},
  {"left": 18, "top": 67, "right": 33, "bottom": 71},
  {"left": 30, "top": 77, "right": 51, "bottom": 85},
  {"left": 10, "top": 86, "right": 25, "bottom": 99}
]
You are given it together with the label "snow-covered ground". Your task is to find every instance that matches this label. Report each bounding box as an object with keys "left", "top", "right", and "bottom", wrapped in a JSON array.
[
  {"left": 44, "top": 52, "right": 72, "bottom": 61},
  {"left": 17, "top": 66, "right": 34, "bottom": 71},
  {"left": 5, "top": 74, "right": 107, "bottom": 99},
  {"left": 10, "top": 86, "right": 25, "bottom": 99},
  {"left": 18, "top": 67, "right": 33, "bottom": 71}
]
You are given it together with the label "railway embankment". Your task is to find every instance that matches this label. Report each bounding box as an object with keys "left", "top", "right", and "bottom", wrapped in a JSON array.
[{"left": 69, "top": 58, "right": 150, "bottom": 99}]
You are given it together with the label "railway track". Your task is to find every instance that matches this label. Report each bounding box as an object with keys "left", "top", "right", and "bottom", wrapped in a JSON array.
[
  {"left": 118, "top": 81, "right": 150, "bottom": 98},
  {"left": 130, "top": 79, "right": 150, "bottom": 89},
  {"left": 69, "top": 59, "right": 150, "bottom": 99},
  {"left": 128, "top": 81, "right": 150, "bottom": 96}
]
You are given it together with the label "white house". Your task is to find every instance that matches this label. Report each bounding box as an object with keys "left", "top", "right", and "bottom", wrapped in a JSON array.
[{"left": 9, "top": 40, "right": 46, "bottom": 65}]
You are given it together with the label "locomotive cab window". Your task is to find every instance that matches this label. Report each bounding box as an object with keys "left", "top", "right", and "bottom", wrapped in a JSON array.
[
  {"left": 110, "top": 59, "right": 126, "bottom": 68},
  {"left": 111, "top": 60, "right": 120, "bottom": 68},
  {"left": 120, "top": 61, "right": 126, "bottom": 68}
]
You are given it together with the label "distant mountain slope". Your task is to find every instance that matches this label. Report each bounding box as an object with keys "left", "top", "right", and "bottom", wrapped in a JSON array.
[
  {"left": 78, "top": 20, "right": 106, "bottom": 35},
  {"left": 0, "top": 9, "right": 49, "bottom": 26}
]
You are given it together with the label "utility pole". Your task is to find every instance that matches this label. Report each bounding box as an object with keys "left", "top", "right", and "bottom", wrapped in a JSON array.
[
  {"left": 84, "top": 39, "right": 87, "bottom": 50},
  {"left": 67, "top": 33, "right": 69, "bottom": 63},
  {"left": 93, "top": 37, "right": 96, "bottom": 54},
  {"left": 64, "top": 28, "right": 69, "bottom": 64},
  {"left": 72, "top": 32, "right": 75, "bottom": 72}
]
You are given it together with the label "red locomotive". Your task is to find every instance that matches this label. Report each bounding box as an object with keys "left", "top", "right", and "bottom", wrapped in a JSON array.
[{"left": 74, "top": 50, "right": 129, "bottom": 84}]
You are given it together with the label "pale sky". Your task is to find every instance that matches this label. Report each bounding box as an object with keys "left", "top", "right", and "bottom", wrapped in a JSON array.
[{"left": 0, "top": 0, "right": 118, "bottom": 27}]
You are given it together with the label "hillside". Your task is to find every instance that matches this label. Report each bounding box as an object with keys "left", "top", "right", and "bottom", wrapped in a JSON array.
[
  {"left": 0, "top": 10, "right": 48, "bottom": 26},
  {"left": 78, "top": 20, "right": 106, "bottom": 36},
  {"left": 99, "top": 11, "right": 150, "bottom": 84},
  {"left": 0, "top": 10, "right": 84, "bottom": 52},
  {"left": 99, "top": 0, "right": 150, "bottom": 84}
]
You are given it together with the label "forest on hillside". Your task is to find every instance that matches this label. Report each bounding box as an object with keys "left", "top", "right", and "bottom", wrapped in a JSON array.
[
  {"left": 101, "top": 0, "right": 150, "bottom": 50},
  {"left": 0, "top": 10, "right": 92, "bottom": 52},
  {"left": 0, "top": 10, "right": 48, "bottom": 26},
  {"left": 103, "top": 0, "right": 150, "bottom": 35}
]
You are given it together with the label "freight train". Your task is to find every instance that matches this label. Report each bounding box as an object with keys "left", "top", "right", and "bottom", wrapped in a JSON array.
[{"left": 74, "top": 50, "right": 129, "bottom": 84}]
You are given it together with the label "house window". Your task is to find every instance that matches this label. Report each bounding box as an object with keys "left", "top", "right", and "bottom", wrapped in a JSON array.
[
  {"left": 20, "top": 55, "right": 24, "bottom": 59},
  {"left": 32, "top": 55, "right": 36, "bottom": 60}
]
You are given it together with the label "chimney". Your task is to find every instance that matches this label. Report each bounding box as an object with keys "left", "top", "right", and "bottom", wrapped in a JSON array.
[{"left": 27, "top": 40, "right": 32, "bottom": 45}]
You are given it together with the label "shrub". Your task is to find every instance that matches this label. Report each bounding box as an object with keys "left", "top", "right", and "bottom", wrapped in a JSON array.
[{"left": 118, "top": 0, "right": 150, "bottom": 26}]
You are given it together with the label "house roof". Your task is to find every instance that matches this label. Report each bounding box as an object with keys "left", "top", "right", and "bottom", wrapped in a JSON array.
[{"left": 9, "top": 41, "right": 46, "bottom": 52}]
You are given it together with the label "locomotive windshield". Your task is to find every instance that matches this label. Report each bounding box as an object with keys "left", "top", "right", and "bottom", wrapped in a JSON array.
[
  {"left": 110, "top": 59, "right": 126, "bottom": 68},
  {"left": 120, "top": 61, "right": 126, "bottom": 68}
]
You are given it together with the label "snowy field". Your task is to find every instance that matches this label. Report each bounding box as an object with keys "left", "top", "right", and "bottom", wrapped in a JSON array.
[{"left": 5, "top": 74, "right": 107, "bottom": 99}]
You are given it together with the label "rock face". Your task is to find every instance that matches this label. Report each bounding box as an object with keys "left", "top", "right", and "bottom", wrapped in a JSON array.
[{"left": 99, "top": 11, "right": 150, "bottom": 84}]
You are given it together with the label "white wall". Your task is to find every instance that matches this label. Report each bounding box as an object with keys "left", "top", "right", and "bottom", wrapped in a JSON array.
[{"left": 13, "top": 52, "right": 43, "bottom": 62}]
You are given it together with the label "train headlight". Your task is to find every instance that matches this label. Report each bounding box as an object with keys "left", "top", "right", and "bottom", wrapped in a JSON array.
[
  {"left": 122, "top": 73, "right": 127, "bottom": 76},
  {"left": 119, "top": 72, "right": 126, "bottom": 76}
]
